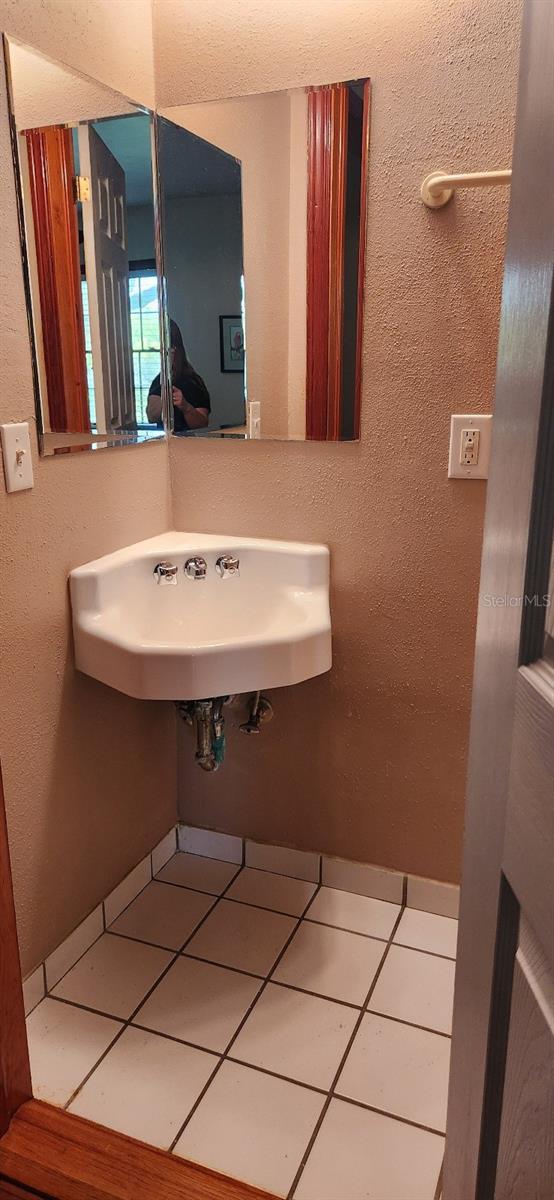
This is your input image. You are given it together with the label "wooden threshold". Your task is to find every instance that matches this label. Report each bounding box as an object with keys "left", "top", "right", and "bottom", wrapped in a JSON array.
[{"left": 0, "top": 1101, "right": 277, "bottom": 1200}]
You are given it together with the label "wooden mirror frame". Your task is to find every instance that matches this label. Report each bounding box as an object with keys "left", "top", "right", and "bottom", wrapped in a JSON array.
[{"left": 306, "top": 79, "right": 370, "bottom": 441}]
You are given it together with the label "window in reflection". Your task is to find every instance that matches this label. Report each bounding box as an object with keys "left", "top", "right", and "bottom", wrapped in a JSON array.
[{"left": 81, "top": 270, "right": 160, "bottom": 431}]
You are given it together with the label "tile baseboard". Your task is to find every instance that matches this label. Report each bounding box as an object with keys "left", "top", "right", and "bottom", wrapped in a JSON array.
[
  {"left": 245, "top": 841, "right": 319, "bottom": 883},
  {"left": 22, "top": 823, "right": 459, "bottom": 1015},
  {"left": 178, "top": 824, "right": 243, "bottom": 864},
  {"left": 322, "top": 856, "right": 404, "bottom": 904},
  {"left": 24, "top": 826, "right": 178, "bottom": 1017},
  {"left": 178, "top": 826, "right": 459, "bottom": 916},
  {"left": 406, "top": 875, "right": 460, "bottom": 920},
  {"left": 23, "top": 962, "right": 46, "bottom": 1017}
]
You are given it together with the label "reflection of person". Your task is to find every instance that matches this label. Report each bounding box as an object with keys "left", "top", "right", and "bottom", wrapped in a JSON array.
[{"left": 147, "top": 320, "right": 210, "bottom": 431}]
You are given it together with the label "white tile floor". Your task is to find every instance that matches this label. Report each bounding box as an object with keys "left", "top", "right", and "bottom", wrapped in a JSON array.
[{"left": 26, "top": 851, "right": 456, "bottom": 1199}]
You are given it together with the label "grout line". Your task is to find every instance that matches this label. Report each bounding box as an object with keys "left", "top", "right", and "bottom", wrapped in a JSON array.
[
  {"left": 103, "top": 865, "right": 156, "bottom": 928},
  {"left": 44, "top": 880, "right": 453, "bottom": 1184},
  {"left": 303, "top": 916, "right": 391, "bottom": 944},
  {"left": 402, "top": 874, "right": 408, "bottom": 906},
  {"left": 124, "top": 1020, "right": 447, "bottom": 1136},
  {"left": 364, "top": 1007, "right": 452, "bottom": 1039},
  {"left": 62, "top": 1018, "right": 125, "bottom": 1110},
  {"left": 107, "top": 870, "right": 454, "bottom": 959},
  {"left": 166, "top": 880, "right": 324, "bottom": 1154},
  {"left": 28, "top": 852, "right": 456, "bottom": 1013},
  {"left": 392, "top": 940, "right": 457, "bottom": 963},
  {"left": 180, "top": 950, "right": 264, "bottom": 981},
  {"left": 45, "top": 925, "right": 107, "bottom": 995},
  {"left": 130, "top": 1021, "right": 222, "bottom": 1059},
  {"left": 36, "top": 859, "right": 453, "bottom": 1182},
  {"left": 151, "top": 873, "right": 314, "bottom": 919},
  {"left": 102, "top": 927, "right": 199, "bottom": 955},
  {"left": 332, "top": 1092, "right": 446, "bottom": 1138},
  {"left": 268, "top": 978, "right": 362, "bottom": 1012},
  {"left": 154, "top": 869, "right": 241, "bottom": 896},
  {"left": 60, "top": 875, "right": 241, "bottom": 1111},
  {"left": 286, "top": 901, "right": 407, "bottom": 1199},
  {"left": 47, "top": 993, "right": 128, "bottom": 1023},
  {"left": 38, "top": 892, "right": 453, "bottom": 1032},
  {"left": 49, "top": 991, "right": 449, "bottom": 1142},
  {"left": 224, "top": 1056, "right": 328, "bottom": 1097},
  {"left": 106, "top": 886, "right": 454, "bottom": 961}
]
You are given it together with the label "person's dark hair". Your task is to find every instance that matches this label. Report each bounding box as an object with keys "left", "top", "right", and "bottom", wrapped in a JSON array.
[{"left": 169, "top": 319, "right": 210, "bottom": 406}]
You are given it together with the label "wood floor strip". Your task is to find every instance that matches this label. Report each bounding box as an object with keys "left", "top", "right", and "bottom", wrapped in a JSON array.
[
  {"left": 0, "top": 768, "right": 33, "bottom": 1137},
  {"left": 0, "top": 1101, "right": 277, "bottom": 1200}
]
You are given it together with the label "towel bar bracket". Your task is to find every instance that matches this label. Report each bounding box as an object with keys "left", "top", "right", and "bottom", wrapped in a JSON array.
[{"left": 421, "top": 169, "right": 512, "bottom": 209}]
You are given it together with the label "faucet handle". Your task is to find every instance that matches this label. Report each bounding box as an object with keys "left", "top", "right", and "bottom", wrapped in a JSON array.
[
  {"left": 184, "top": 556, "right": 207, "bottom": 580},
  {"left": 216, "top": 554, "right": 240, "bottom": 578},
  {"left": 153, "top": 561, "right": 178, "bottom": 585}
]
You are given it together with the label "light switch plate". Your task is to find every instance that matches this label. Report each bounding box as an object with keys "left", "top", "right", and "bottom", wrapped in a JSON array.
[
  {"left": 448, "top": 414, "right": 492, "bottom": 479},
  {"left": 1, "top": 422, "right": 34, "bottom": 492}
]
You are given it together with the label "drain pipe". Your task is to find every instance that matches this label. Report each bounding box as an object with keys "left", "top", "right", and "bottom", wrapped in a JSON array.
[
  {"left": 195, "top": 701, "right": 219, "bottom": 771},
  {"left": 176, "top": 692, "right": 273, "bottom": 770},
  {"left": 176, "top": 698, "right": 227, "bottom": 772}
]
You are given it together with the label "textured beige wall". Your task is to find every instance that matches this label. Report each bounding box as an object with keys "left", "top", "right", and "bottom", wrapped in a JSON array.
[
  {"left": 155, "top": 0, "right": 523, "bottom": 882},
  {"left": 2, "top": 0, "right": 155, "bottom": 107},
  {"left": 0, "top": 1, "right": 175, "bottom": 976}
]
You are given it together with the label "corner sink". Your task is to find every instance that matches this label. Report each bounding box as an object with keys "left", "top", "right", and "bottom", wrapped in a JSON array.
[{"left": 69, "top": 532, "right": 332, "bottom": 700}]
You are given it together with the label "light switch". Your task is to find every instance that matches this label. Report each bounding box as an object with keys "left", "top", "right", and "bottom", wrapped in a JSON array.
[
  {"left": 1, "top": 422, "right": 34, "bottom": 492},
  {"left": 448, "top": 414, "right": 492, "bottom": 479}
]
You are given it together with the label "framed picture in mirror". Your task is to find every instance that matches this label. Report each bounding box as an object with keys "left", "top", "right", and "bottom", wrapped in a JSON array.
[{"left": 220, "top": 316, "right": 245, "bottom": 373}]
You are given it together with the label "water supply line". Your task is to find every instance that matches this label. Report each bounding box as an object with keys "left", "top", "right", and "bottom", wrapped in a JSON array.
[{"left": 240, "top": 691, "right": 274, "bottom": 734}]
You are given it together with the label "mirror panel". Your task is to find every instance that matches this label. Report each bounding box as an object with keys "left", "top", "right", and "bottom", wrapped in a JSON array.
[
  {"left": 158, "top": 79, "right": 370, "bottom": 441},
  {"left": 156, "top": 118, "right": 245, "bottom": 435},
  {"left": 5, "top": 37, "right": 166, "bottom": 455}
]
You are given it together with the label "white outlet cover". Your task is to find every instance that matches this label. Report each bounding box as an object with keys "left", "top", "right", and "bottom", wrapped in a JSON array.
[
  {"left": 1, "top": 421, "right": 34, "bottom": 492},
  {"left": 448, "top": 414, "right": 492, "bottom": 479}
]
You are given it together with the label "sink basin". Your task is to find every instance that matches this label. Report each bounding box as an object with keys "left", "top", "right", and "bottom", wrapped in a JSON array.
[{"left": 70, "top": 532, "right": 332, "bottom": 700}]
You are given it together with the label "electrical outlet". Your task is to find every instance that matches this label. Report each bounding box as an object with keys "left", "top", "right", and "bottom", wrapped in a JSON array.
[
  {"left": 448, "top": 414, "right": 492, "bottom": 479},
  {"left": 460, "top": 427, "right": 480, "bottom": 465}
]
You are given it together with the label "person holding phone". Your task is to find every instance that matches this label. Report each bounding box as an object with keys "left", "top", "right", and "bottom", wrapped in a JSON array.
[{"left": 147, "top": 319, "right": 210, "bottom": 431}]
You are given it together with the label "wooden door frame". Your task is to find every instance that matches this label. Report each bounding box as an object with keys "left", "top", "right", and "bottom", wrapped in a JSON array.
[
  {"left": 443, "top": 1, "right": 554, "bottom": 1196},
  {"left": 22, "top": 126, "right": 90, "bottom": 434},
  {"left": 0, "top": 765, "right": 275, "bottom": 1199}
]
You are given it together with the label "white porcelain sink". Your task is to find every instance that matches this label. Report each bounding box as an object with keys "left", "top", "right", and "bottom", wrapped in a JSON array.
[{"left": 70, "top": 532, "right": 332, "bottom": 700}]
